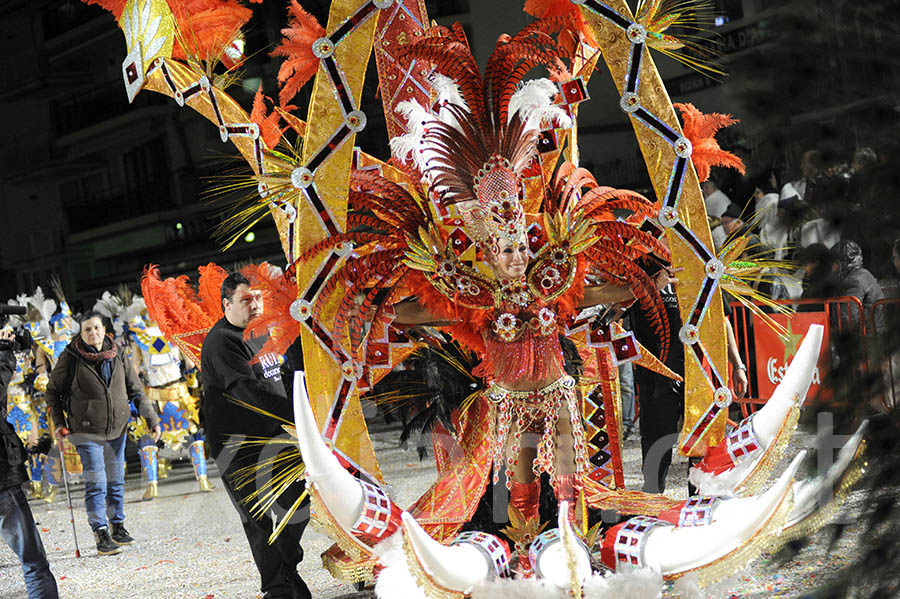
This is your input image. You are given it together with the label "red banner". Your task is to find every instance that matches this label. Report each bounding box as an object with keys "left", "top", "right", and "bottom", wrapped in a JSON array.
[{"left": 752, "top": 312, "right": 831, "bottom": 402}]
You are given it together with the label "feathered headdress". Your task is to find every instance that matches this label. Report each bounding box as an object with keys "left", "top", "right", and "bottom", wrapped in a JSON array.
[
  {"left": 93, "top": 288, "right": 147, "bottom": 339},
  {"left": 391, "top": 21, "right": 572, "bottom": 255},
  {"left": 21, "top": 287, "right": 58, "bottom": 340}
]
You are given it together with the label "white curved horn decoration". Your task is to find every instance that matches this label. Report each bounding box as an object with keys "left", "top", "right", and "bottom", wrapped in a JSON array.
[
  {"left": 690, "top": 325, "right": 823, "bottom": 496},
  {"left": 750, "top": 324, "right": 823, "bottom": 444},
  {"left": 785, "top": 420, "right": 868, "bottom": 530},
  {"left": 645, "top": 451, "right": 805, "bottom": 576},
  {"left": 534, "top": 501, "right": 592, "bottom": 589},
  {"left": 400, "top": 511, "right": 492, "bottom": 594},
  {"left": 292, "top": 370, "right": 364, "bottom": 532}
]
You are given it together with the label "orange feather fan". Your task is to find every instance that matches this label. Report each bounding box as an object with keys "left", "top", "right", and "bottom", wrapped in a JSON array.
[
  {"left": 524, "top": 0, "right": 597, "bottom": 52},
  {"left": 168, "top": 0, "right": 253, "bottom": 68},
  {"left": 271, "top": 0, "right": 325, "bottom": 106},
  {"left": 141, "top": 263, "right": 227, "bottom": 367},
  {"left": 674, "top": 102, "right": 746, "bottom": 183}
]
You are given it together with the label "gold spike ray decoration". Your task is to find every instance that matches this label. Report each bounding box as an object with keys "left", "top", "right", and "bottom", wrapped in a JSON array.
[
  {"left": 577, "top": 0, "right": 729, "bottom": 456},
  {"left": 289, "top": 0, "right": 392, "bottom": 484}
]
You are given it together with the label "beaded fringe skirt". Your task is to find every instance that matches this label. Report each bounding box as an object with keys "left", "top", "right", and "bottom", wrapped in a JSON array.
[{"left": 487, "top": 375, "right": 589, "bottom": 488}]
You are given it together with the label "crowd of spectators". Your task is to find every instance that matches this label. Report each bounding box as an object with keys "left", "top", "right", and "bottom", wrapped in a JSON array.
[{"left": 701, "top": 144, "right": 900, "bottom": 312}]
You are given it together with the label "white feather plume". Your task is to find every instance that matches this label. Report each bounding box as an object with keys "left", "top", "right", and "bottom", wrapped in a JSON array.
[
  {"left": 431, "top": 73, "right": 468, "bottom": 114},
  {"left": 93, "top": 291, "right": 123, "bottom": 320},
  {"left": 508, "top": 79, "right": 572, "bottom": 131},
  {"left": 373, "top": 532, "right": 427, "bottom": 599},
  {"left": 582, "top": 568, "right": 663, "bottom": 599},
  {"left": 29, "top": 287, "right": 57, "bottom": 324},
  {"left": 389, "top": 99, "right": 435, "bottom": 173}
]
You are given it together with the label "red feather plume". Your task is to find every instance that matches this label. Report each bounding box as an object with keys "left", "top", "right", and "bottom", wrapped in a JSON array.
[
  {"left": 674, "top": 102, "right": 746, "bottom": 183},
  {"left": 141, "top": 264, "right": 226, "bottom": 367},
  {"left": 250, "top": 85, "right": 289, "bottom": 148},
  {"left": 271, "top": 0, "right": 325, "bottom": 106},
  {"left": 168, "top": 0, "right": 253, "bottom": 68},
  {"left": 242, "top": 263, "right": 302, "bottom": 360}
]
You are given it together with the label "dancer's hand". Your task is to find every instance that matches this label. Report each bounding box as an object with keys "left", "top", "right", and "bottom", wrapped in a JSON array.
[
  {"left": 652, "top": 267, "right": 681, "bottom": 290},
  {"left": 732, "top": 366, "right": 748, "bottom": 398},
  {"left": 150, "top": 426, "right": 162, "bottom": 442}
]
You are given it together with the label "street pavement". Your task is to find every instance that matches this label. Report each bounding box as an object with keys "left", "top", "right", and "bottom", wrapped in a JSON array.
[{"left": 0, "top": 421, "right": 867, "bottom": 598}]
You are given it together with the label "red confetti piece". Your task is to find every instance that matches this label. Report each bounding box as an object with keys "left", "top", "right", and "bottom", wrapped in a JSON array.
[
  {"left": 205, "top": 595, "right": 215, "bottom": 598},
  {"left": 59, "top": 576, "right": 66, "bottom": 580},
  {"left": 225, "top": 537, "right": 231, "bottom": 542},
  {"left": 155, "top": 560, "right": 174, "bottom": 565},
  {"left": 41, "top": 527, "right": 49, "bottom": 532}
]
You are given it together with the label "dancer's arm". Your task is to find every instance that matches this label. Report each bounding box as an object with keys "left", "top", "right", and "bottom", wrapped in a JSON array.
[
  {"left": 386, "top": 299, "right": 457, "bottom": 327},
  {"left": 578, "top": 268, "right": 679, "bottom": 309}
]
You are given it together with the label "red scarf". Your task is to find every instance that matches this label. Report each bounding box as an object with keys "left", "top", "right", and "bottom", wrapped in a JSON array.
[{"left": 73, "top": 335, "right": 118, "bottom": 362}]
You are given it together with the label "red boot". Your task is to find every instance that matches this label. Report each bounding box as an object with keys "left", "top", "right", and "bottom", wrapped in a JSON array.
[
  {"left": 551, "top": 474, "right": 579, "bottom": 524},
  {"left": 508, "top": 478, "right": 541, "bottom": 576}
]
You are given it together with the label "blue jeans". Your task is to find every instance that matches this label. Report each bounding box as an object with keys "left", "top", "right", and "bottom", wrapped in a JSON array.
[
  {"left": 0, "top": 485, "right": 59, "bottom": 599},
  {"left": 72, "top": 434, "right": 127, "bottom": 531}
]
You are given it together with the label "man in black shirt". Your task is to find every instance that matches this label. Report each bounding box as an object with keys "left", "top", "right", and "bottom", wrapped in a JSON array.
[
  {"left": 631, "top": 261, "right": 747, "bottom": 494},
  {"left": 631, "top": 269, "right": 685, "bottom": 494},
  {"left": 201, "top": 272, "right": 310, "bottom": 599},
  {"left": 0, "top": 329, "right": 58, "bottom": 599}
]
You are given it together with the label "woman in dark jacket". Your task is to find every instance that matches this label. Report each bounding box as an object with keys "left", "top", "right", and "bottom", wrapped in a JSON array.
[{"left": 46, "top": 312, "right": 160, "bottom": 556}]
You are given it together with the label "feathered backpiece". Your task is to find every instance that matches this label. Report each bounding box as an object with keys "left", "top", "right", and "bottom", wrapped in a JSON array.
[
  {"left": 674, "top": 102, "right": 745, "bottom": 183},
  {"left": 548, "top": 162, "right": 674, "bottom": 361},
  {"left": 141, "top": 263, "right": 227, "bottom": 366},
  {"left": 391, "top": 21, "right": 572, "bottom": 256}
]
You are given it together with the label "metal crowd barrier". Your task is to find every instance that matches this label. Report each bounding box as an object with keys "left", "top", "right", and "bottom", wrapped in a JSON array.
[{"left": 727, "top": 296, "right": 867, "bottom": 419}]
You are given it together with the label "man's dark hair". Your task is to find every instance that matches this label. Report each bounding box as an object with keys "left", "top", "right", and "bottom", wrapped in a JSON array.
[{"left": 221, "top": 272, "right": 250, "bottom": 306}]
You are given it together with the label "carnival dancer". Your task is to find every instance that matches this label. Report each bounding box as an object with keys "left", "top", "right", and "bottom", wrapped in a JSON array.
[
  {"left": 95, "top": 290, "right": 213, "bottom": 500},
  {"left": 3, "top": 338, "right": 46, "bottom": 499},
  {"left": 228, "top": 19, "right": 676, "bottom": 574},
  {"left": 17, "top": 288, "right": 80, "bottom": 502}
]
